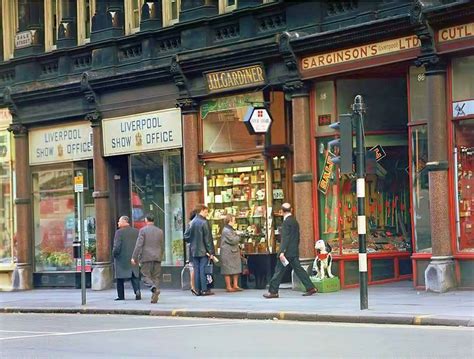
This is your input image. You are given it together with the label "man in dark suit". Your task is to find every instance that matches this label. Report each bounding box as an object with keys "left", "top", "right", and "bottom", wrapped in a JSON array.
[
  {"left": 131, "top": 213, "right": 164, "bottom": 303},
  {"left": 263, "top": 203, "right": 317, "bottom": 298},
  {"left": 112, "top": 216, "right": 141, "bottom": 301}
]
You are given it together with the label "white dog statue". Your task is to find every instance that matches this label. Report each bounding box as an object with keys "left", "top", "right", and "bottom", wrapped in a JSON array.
[{"left": 312, "top": 239, "right": 334, "bottom": 280}]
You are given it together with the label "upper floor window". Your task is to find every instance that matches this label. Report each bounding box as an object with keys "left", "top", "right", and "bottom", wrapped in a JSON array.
[
  {"left": 219, "top": 0, "right": 237, "bottom": 13},
  {"left": 78, "top": 0, "right": 95, "bottom": 45},
  {"left": 125, "top": 0, "right": 141, "bottom": 34},
  {"left": 1, "top": 1, "right": 17, "bottom": 61},
  {"left": 163, "top": 0, "right": 180, "bottom": 27}
]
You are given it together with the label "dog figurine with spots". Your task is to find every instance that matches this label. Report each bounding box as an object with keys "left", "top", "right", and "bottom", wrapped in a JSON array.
[{"left": 312, "top": 240, "right": 334, "bottom": 280}]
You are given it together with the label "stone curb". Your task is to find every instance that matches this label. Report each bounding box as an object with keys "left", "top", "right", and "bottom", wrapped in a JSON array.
[{"left": 1, "top": 307, "right": 472, "bottom": 327}]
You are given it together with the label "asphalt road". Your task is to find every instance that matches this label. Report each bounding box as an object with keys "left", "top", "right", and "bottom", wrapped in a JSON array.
[{"left": 0, "top": 313, "right": 473, "bottom": 358}]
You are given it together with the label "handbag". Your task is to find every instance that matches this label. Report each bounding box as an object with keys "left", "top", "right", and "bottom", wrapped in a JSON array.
[{"left": 204, "top": 258, "right": 213, "bottom": 275}]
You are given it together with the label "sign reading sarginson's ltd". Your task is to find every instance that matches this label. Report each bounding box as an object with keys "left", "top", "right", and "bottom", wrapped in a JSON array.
[
  {"left": 102, "top": 108, "right": 182, "bottom": 156},
  {"left": 29, "top": 123, "right": 93, "bottom": 165}
]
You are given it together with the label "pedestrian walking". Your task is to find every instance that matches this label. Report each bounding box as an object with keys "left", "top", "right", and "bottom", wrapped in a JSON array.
[
  {"left": 184, "top": 204, "right": 216, "bottom": 296},
  {"left": 112, "top": 215, "right": 141, "bottom": 301},
  {"left": 220, "top": 214, "right": 243, "bottom": 292},
  {"left": 131, "top": 213, "right": 164, "bottom": 303},
  {"left": 263, "top": 203, "right": 318, "bottom": 299}
]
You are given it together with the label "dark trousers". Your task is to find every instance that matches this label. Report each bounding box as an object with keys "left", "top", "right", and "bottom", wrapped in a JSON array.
[
  {"left": 268, "top": 256, "right": 315, "bottom": 294},
  {"left": 192, "top": 256, "right": 208, "bottom": 293},
  {"left": 141, "top": 261, "right": 162, "bottom": 293},
  {"left": 116, "top": 272, "right": 140, "bottom": 299}
]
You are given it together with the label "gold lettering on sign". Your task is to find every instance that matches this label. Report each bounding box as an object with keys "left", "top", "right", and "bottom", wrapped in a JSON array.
[
  {"left": 302, "top": 35, "right": 420, "bottom": 71},
  {"left": 438, "top": 23, "right": 474, "bottom": 42},
  {"left": 206, "top": 65, "right": 266, "bottom": 92}
]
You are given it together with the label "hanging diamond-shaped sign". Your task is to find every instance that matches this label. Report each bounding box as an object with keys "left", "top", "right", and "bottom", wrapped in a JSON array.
[{"left": 243, "top": 106, "right": 273, "bottom": 135}]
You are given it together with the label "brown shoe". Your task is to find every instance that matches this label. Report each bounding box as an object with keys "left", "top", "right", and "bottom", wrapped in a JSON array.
[
  {"left": 151, "top": 290, "right": 159, "bottom": 303},
  {"left": 263, "top": 292, "right": 279, "bottom": 299},
  {"left": 226, "top": 288, "right": 237, "bottom": 293},
  {"left": 302, "top": 287, "right": 318, "bottom": 296},
  {"left": 233, "top": 287, "right": 243, "bottom": 292},
  {"left": 201, "top": 290, "right": 215, "bottom": 296}
]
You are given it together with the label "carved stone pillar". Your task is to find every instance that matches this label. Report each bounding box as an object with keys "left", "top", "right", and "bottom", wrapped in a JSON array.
[
  {"left": 88, "top": 112, "right": 113, "bottom": 290},
  {"left": 8, "top": 124, "right": 33, "bottom": 290},
  {"left": 420, "top": 58, "right": 455, "bottom": 293},
  {"left": 178, "top": 98, "right": 202, "bottom": 224},
  {"left": 284, "top": 81, "right": 314, "bottom": 260},
  {"left": 91, "top": 0, "right": 124, "bottom": 42},
  {"left": 140, "top": 0, "right": 162, "bottom": 30}
]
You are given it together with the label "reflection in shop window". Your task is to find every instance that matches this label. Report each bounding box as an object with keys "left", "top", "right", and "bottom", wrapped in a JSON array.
[
  {"left": 410, "top": 125, "right": 431, "bottom": 252},
  {"left": 130, "top": 150, "right": 184, "bottom": 266},
  {"left": 33, "top": 169, "right": 76, "bottom": 272},
  {"left": 452, "top": 56, "right": 474, "bottom": 102},
  {"left": 201, "top": 92, "right": 265, "bottom": 153},
  {"left": 454, "top": 119, "right": 474, "bottom": 252},
  {"left": 0, "top": 131, "right": 13, "bottom": 265}
]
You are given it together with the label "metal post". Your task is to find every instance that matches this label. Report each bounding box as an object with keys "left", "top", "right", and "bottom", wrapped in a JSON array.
[
  {"left": 76, "top": 172, "right": 86, "bottom": 305},
  {"left": 353, "top": 95, "right": 368, "bottom": 310}
]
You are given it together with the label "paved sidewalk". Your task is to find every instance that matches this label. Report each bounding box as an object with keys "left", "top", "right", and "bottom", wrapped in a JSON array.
[{"left": 1, "top": 281, "right": 473, "bottom": 327}]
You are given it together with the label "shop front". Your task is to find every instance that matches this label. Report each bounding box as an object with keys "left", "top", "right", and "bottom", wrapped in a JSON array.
[
  {"left": 195, "top": 64, "right": 290, "bottom": 288},
  {"left": 299, "top": 34, "right": 425, "bottom": 288},
  {"left": 102, "top": 108, "right": 185, "bottom": 287},
  {"left": 0, "top": 109, "right": 15, "bottom": 290},
  {"left": 29, "top": 122, "right": 94, "bottom": 287}
]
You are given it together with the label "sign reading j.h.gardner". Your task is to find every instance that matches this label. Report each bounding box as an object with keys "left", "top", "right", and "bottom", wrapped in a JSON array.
[
  {"left": 29, "top": 123, "right": 93, "bottom": 165},
  {"left": 205, "top": 64, "right": 266, "bottom": 93},
  {"left": 102, "top": 108, "right": 182, "bottom": 156}
]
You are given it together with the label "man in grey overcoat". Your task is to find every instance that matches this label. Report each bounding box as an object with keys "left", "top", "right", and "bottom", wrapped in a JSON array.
[
  {"left": 112, "top": 215, "right": 141, "bottom": 301},
  {"left": 131, "top": 213, "right": 164, "bottom": 303}
]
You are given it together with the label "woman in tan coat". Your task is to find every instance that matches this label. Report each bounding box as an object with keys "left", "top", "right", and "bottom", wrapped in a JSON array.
[{"left": 220, "top": 214, "right": 243, "bottom": 292}]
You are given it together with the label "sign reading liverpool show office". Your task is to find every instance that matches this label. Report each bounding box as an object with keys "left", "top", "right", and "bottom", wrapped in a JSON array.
[
  {"left": 29, "top": 123, "right": 93, "bottom": 165},
  {"left": 102, "top": 108, "right": 182, "bottom": 156}
]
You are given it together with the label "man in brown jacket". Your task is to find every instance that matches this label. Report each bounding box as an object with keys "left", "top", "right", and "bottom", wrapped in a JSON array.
[{"left": 131, "top": 213, "right": 164, "bottom": 303}]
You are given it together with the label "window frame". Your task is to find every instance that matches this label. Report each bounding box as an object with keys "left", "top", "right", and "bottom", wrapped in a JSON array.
[
  {"left": 44, "top": 0, "right": 60, "bottom": 52},
  {"left": 1, "top": 0, "right": 18, "bottom": 61},
  {"left": 125, "top": 0, "right": 141, "bottom": 34},
  {"left": 77, "top": 0, "right": 95, "bottom": 45},
  {"left": 219, "top": 0, "right": 237, "bottom": 14},
  {"left": 162, "top": 0, "right": 181, "bottom": 27}
]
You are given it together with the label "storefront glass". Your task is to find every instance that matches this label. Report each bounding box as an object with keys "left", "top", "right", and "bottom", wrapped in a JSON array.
[
  {"left": 410, "top": 125, "right": 431, "bottom": 252},
  {"left": 0, "top": 130, "right": 13, "bottom": 265},
  {"left": 452, "top": 55, "right": 474, "bottom": 102},
  {"left": 201, "top": 92, "right": 265, "bottom": 153},
  {"left": 33, "top": 167, "right": 76, "bottom": 271},
  {"left": 130, "top": 150, "right": 184, "bottom": 266}
]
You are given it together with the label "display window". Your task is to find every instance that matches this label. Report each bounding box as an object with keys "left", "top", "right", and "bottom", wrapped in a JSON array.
[
  {"left": 200, "top": 92, "right": 265, "bottom": 153},
  {"left": 314, "top": 75, "right": 411, "bottom": 255},
  {"left": 130, "top": 150, "right": 184, "bottom": 266},
  {"left": 203, "top": 157, "right": 287, "bottom": 255},
  {"left": 0, "top": 130, "right": 13, "bottom": 266},
  {"left": 33, "top": 162, "right": 95, "bottom": 272}
]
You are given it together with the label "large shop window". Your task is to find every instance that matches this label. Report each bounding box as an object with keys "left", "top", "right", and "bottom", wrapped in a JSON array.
[
  {"left": 452, "top": 56, "right": 474, "bottom": 252},
  {"left": 203, "top": 157, "right": 287, "bottom": 256},
  {"left": 0, "top": 130, "right": 13, "bottom": 266},
  {"left": 201, "top": 92, "right": 265, "bottom": 153},
  {"left": 316, "top": 77, "right": 411, "bottom": 255},
  {"left": 33, "top": 163, "right": 96, "bottom": 272},
  {"left": 130, "top": 150, "right": 184, "bottom": 266}
]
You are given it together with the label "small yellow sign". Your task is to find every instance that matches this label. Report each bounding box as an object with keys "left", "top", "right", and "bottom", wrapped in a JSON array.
[{"left": 74, "top": 175, "right": 84, "bottom": 193}]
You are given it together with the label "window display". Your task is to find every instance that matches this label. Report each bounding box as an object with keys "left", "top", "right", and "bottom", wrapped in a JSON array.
[
  {"left": 130, "top": 150, "right": 184, "bottom": 265},
  {"left": 204, "top": 159, "right": 286, "bottom": 255},
  {"left": 0, "top": 130, "right": 13, "bottom": 265},
  {"left": 317, "top": 136, "right": 412, "bottom": 255},
  {"left": 454, "top": 119, "right": 474, "bottom": 251}
]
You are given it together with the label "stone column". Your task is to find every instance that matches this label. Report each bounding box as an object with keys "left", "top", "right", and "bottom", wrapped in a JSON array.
[
  {"left": 88, "top": 112, "right": 113, "bottom": 290},
  {"left": 422, "top": 59, "right": 455, "bottom": 293},
  {"left": 284, "top": 81, "right": 314, "bottom": 260},
  {"left": 8, "top": 124, "right": 33, "bottom": 290},
  {"left": 178, "top": 98, "right": 202, "bottom": 222}
]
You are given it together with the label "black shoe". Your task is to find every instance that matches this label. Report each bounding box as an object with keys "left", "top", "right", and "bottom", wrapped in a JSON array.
[
  {"left": 114, "top": 298, "right": 124, "bottom": 301},
  {"left": 135, "top": 291, "right": 141, "bottom": 300},
  {"left": 191, "top": 289, "right": 200, "bottom": 296}
]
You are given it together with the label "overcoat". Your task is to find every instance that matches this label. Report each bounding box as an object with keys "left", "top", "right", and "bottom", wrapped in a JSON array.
[
  {"left": 112, "top": 225, "right": 140, "bottom": 279},
  {"left": 219, "top": 225, "right": 242, "bottom": 275}
]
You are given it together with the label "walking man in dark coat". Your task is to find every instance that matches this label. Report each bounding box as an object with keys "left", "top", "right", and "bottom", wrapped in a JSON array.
[
  {"left": 112, "top": 215, "right": 141, "bottom": 301},
  {"left": 131, "top": 213, "right": 164, "bottom": 303},
  {"left": 263, "top": 203, "right": 318, "bottom": 298},
  {"left": 184, "top": 204, "right": 216, "bottom": 296}
]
